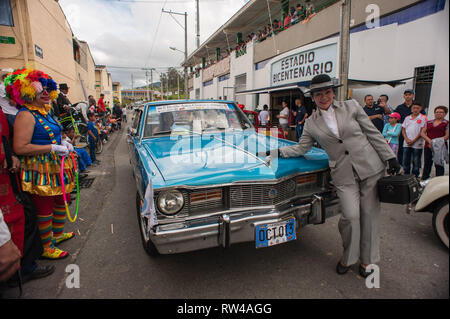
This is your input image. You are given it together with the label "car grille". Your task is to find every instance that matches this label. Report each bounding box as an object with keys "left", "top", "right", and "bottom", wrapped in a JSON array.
[
  {"left": 230, "top": 178, "right": 298, "bottom": 208},
  {"left": 155, "top": 172, "right": 326, "bottom": 219}
]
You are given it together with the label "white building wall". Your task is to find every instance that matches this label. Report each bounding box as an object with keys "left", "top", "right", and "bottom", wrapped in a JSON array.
[
  {"left": 191, "top": 2, "right": 448, "bottom": 117},
  {"left": 349, "top": 1, "right": 449, "bottom": 116}
]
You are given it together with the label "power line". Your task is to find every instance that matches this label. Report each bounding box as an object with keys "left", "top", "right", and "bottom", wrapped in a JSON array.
[{"left": 106, "top": 65, "right": 183, "bottom": 70}]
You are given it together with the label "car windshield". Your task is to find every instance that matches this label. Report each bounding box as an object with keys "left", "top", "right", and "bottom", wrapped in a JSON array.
[{"left": 144, "top": 102, "right": 253, "bottom": 137}]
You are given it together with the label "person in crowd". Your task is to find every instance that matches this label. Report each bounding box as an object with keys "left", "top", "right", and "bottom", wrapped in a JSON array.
[
  {"left": 1, "top": 69, "right": 19, "bottom": 131},
  {"left": 113, "top": 102, "right": 123, "bottom": 125},
  {"left": 63, "top": 127, "right": 93, "bottom": 173},
  {"left": 283, "top": 12, "right": 292, "bottom": 28},
  {"left": 294, "top": 98, "right": 308, "bottom": 141},
  {"left": 0, "top": 207, "right": 21, "bottom": 283},
  {"left": 122, "top": 105, "right": 127, "bottom": 123},
  {"left": 363, "top": 94, "right": 384, "bottom": 133},
  {"left": 382, "top": 112, "right": 402, "bottom": 156},
  {"left": 55, "top": 83, "right": 71, "bottom": 120},
  {"left": 97, "top": 93, "right": 106, "bottom": 118},
  {"left": 9, "top": 68, "right": 76, "bottom": 259},
  {"left": 394, "top": 89, "right": 426, "bottom": 167},
  {"left": 87, "top": 112, "right": 100, "bottom": 164},
  {"left": 276, "top": 101, "right": 290, "bottom": 136},
  {"left": 258, "top": 105, "right": 270, "bottom": 127},
  {"left": 290, "top": 6, "right": 299, "bottom": 23},
  {"left": 258, "top": 74, "right": 400, "bottom": 278},
  {"left": 401, "top": 101, "right": 427, "bottom": 177},
  {"left": 96, "top": 119, "right": 109, "bottom": 143},
  {"left": 1, "top": 106, "right": 55, "bottom": 287},
  {"left": 297, "top": 3, "right": 306, "bottom": 21},
  {"left": 421, "top": 106, "right": 449, "bottom": 180},
  {"left": 88, "top": 95, "right": 96, "bottom": 111},
  {"left": 302, "top": 0, "right": 316, "bottom": 23},
  {"left": 378, "top": 94, "right": 393, "bottom": 126}
]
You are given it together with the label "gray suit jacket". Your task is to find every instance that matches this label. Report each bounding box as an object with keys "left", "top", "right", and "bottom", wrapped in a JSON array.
[{"left": 279, "top": 99, "right": 396, "bottom": 185}]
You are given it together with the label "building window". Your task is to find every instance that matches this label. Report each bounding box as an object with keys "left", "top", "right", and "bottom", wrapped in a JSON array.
[
  {"left": 0, "top": 0, "right": 14, "bottom": 26},
  {"left": 203, "top": 79, "right": 213, "bottom": 87},
  {"left": 218, "top": 73, "right": 230, "bottom": 82},
  {"left": 73, "top": 40, "right": 81, "bottom": 64}
]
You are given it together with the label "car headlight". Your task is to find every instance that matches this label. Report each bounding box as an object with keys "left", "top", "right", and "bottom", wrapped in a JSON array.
[{"left": 157, "top": 190, "right": 185, "bottom": 215}]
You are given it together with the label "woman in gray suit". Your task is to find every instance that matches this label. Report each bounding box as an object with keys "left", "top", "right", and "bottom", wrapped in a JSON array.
[{"left": 259, "top": 74, "right": 401, "bottom": 277}]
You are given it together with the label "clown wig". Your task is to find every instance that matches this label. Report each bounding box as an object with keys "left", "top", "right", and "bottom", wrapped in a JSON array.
[{"left": 4, "top": 68, "right": 58, "bottom": 105}]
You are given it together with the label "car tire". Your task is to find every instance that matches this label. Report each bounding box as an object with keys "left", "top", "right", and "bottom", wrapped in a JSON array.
[
  {"left": 432, "top": 198, "right": 449, "bottom": 249},
  {"left": 136, "top": 191, "right": 160, "bottom": 257}
]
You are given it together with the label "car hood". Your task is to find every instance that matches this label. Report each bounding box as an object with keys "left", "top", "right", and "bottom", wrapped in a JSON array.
[{"left": 142, "top": 131, "right": 329, "bottom": 187}]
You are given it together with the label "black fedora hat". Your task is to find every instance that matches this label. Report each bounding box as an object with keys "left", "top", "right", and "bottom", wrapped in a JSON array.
[
  {"left": 305, "top": 74, "right": 342, "bottom": 94},
  {"left": 59, "top": 83, "right": 69, "bottom": 90}
]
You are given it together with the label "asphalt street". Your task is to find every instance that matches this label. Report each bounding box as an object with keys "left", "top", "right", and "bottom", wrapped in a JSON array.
[{"left": 2, "top": 123, "right": 448, "bottom": 299}]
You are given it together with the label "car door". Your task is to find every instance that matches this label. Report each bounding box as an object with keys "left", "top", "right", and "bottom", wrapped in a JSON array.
[{"left": 127, "top": 108, "right": 143, "bottom": 169}]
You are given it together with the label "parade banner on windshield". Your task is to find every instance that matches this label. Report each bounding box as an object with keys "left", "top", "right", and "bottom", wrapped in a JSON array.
[{"left": 270, "top": 43, "right": 337, "bottom": 86}]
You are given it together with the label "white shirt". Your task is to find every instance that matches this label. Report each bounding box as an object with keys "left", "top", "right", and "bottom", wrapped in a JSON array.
[
  {"left": 321, "top": 106, "right": 340, "bottom": 138},
  {"left": 279, "top": 107, "right": 289, "bottom": 125},
  {"left": 0, "top": 83, "right": 18, "bottom": 116},
  {"left": 259, "top": 110, "right": 269, "bottom": 125},
  {"left": 402, "top": 114, "right": 427, "bottom": 149},
  {"left": 0, "top": 208, "right": 11, "bottom": 247}
]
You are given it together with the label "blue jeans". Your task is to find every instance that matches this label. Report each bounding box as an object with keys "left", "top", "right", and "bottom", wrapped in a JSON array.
[
  {"left": 75, "top": 148, "right": 92, "bottom": 171},
  {"left": 88, "top": 140, "right": 97, "bottom": 162},
  {"left": 402, "top": 147, "right": 423, "bottom": 177},
  {"left": 295, "top": 124, "right": 304, "bottom": 142}
]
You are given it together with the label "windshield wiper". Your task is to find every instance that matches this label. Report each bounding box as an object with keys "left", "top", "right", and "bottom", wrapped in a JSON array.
[{"left": 152, "top": 130, "right": 172, "bottom": 136}]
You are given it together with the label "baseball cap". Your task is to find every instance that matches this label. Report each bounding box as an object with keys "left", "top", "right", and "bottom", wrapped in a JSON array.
[
  {"left": 389, "top": 112, "right": 401, "bottom": 120},
  {"left": 404, "top": 89, "right": 414, "bottom": 95}
]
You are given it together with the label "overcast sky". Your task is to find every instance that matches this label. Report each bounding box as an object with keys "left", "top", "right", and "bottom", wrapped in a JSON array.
[{"left": 59, "top": 0, "right": 249, "bottom": 89}]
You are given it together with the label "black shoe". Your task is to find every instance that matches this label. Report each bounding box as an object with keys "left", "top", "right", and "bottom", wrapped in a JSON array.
[
  {"left": 78, "top": 173, "right": 88, "bottom": 180},
  {"left": 7, "top": 265, "right": 55, "bottom": 287},
  {"left": 359, "top": 264, "right": 375, "bottom": 278},
  {"left": 336, "top": 261, "right": 351, "bottom": 275}
]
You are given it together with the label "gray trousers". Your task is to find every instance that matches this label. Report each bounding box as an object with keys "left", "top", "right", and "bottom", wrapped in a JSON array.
[{"left": 334, "top": 169, "right": 385, "bottom": 266}]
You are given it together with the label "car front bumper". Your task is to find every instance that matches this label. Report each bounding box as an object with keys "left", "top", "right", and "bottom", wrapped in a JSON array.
[{"left": 150, "top": 192, "right": 341, "bottom": 254}]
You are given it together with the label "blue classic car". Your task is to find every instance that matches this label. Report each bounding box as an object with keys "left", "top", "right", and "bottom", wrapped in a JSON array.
[{"left": 127, "top": 100, "right": 341, "bottom": 256}]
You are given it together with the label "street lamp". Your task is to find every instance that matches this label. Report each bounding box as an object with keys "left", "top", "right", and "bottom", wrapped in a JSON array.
[
  {"left": 169, "top": 47, "right": 187, "bottom": 100},
  {"left": 162, "top": 9, "right": 189, "bottom": 100}
]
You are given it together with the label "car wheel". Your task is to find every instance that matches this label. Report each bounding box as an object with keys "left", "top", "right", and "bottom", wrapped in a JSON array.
[
  {"left": 432, "top": 198, "right": 449, "bottom": 249},
  {"left": 136, "top": 191, "right": 160, "bottom": 256}
]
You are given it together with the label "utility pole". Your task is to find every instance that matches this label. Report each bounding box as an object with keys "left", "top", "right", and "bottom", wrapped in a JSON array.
[
  {"left": 131, "top": 73, "right": 134, "bottom": 101},
  {"left": 150, "top": 69, "right": 153, "bottom": 101},
  {"left": 162, "top": 9, "right": 189, "bottom": 100},
  {"left": 177, "top": 72, "right": 180, "bottom": 99},
  {"left": 338, "top": 0, "right": 351, "bottom": 101},
  {"left": 184, "top": 11, "right": 188, "bottom": 100},
  {"left": 145, "top": 71, "right": 149, "bottom": 101},
  {"left": 196, "top": 0, "right": 200, "bottom": 49}
]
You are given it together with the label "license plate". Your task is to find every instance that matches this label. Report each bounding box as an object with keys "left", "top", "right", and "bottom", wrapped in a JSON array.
[{"left": 255, "top": 217, "right": 296, "bottom": 248}]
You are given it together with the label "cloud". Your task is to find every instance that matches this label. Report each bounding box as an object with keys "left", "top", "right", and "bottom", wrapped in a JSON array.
[{"left": 60, "top": 0, "right": 247, "bottom": 89}]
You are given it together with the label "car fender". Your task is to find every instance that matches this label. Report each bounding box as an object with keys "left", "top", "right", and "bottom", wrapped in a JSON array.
[{"left": 415, "top": 176, "right": 449, "bottom": 212}]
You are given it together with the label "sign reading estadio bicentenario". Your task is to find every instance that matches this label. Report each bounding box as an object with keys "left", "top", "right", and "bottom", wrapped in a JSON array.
[{"left": 271, "top": 43, "right": 337, "bottom": 86}]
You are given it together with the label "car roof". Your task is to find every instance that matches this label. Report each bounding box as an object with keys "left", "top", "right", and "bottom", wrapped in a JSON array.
[{"left": 144, "top": 99, "right": 235, "bottom": 107}]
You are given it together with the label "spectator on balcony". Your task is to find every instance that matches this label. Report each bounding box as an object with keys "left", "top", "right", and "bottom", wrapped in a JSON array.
[
  {"left": 283, "top": 12, "right": 292, "bottom": 28},
  {"left": 290, "top": 6, "right": 299, "bottom": 24},
  {"left": 272, "top": 20, "right": 281, "bottom": 33},
  {"left": 297, "top": 4, "right": 306, "bottom": 21},
  {"left": 303, "top": 0, "right": 316, "bottom": 23}
]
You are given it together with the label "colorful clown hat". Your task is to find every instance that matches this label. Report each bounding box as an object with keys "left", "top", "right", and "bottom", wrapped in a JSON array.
[{"left": 4, "top": 68, "right": 58, "bottom": 105}]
